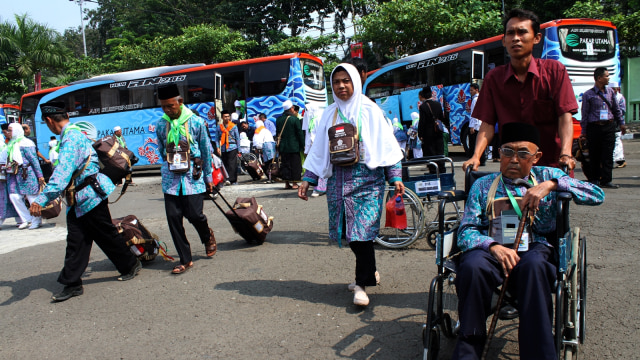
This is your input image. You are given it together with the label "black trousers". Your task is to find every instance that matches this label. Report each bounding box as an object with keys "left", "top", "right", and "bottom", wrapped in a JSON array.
[
  {"left": 349, "top": 241, "right": 378, "bottom": 287},
  {"left": 164, "top": 193, "right": 211, "bottom": 265},
  {"left": 469, "top": 131, "right": 486, "bottom": 165},
  {"left": 59, "top": 200, "right": 137, "bottom": 286},
  {"left": 586, "top": 121, "right": 616, "bottom": 184},
  {"left": 453, "top": 243, "right": 557, "bottom": 360},
  {"left": 221, "top": 149, "right": 238, "bottom": 183}
]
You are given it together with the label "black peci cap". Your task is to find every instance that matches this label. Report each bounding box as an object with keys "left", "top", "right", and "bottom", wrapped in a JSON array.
[
  {"left": 40, "top": 101, "right": 67, "bottom": 115},
  {"left": 157, "top": 83, "right": 181, "bottom": 100},
  {"left": 500, "top": 122, "right": 541, "bottom": 147}
]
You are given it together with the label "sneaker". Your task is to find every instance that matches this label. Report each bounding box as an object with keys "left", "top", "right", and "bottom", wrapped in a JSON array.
[
  {"left": 18, "top": 222, "right": 30, "bottom": 230},
  {"left": 353, "top": 286, "right": 369, "bottom": 306},
  {"left": 311, "top": 191, "right": 320, "bottom": 198},
  {"left": 348, "top": 271, "right": 380, "bottom": 291},
  {"left": 118, "top": 259, "right": 142, "bottom": 281},
  {"left": 51, "top": 285, "right": 84, "bottom": 302},
  {"left": 224, "top": 180, "right": 231, "bottom": 186},
  {"left": 28, "top": 221, "right": 42, "bottom": 230}
]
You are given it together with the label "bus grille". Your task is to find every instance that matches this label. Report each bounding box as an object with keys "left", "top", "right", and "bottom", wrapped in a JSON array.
[
  {"left": 565, "top": 64, "right": 617, "bottom": 78},
  {"left": 306, "top": 91, "right": 327, "bottom": 102}
]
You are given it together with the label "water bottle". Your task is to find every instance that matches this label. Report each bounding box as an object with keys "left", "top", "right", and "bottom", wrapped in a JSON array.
[{"left": 395, "top": 196, "right": 405, "bottom": 216}]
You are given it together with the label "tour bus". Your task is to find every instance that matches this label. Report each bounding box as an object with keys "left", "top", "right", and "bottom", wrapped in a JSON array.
[
  {"left": 27, "top": 53, "right": 327, "bottom": 167},
  {"left": 363, "top": 19, "right": 621, "bottom": 153},
  {"left": 0, "top": 104, "right": 20, "bottom": 124},
  {"left": 19, "top": 86, "right": 67, "bottom": 129}
]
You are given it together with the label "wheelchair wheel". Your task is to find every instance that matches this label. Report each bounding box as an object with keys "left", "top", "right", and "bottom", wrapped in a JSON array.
[
  {"left": 441, "top": 273, "right": 459, "bottom": 338},
  {"left": 376, "top": 187, "right": 424, "bottom": 249},
  {"left": 422, "top": 325, "right": 440, "bottom": 360},
  {"left": 578, "top": 235, "right": 587, "bottom": 344},
  {"left": 426, "top": 216, "right": 459, "bottom": 249}
]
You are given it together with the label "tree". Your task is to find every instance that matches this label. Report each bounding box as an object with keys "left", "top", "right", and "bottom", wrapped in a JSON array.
[
  {"left": 0, "top": 14, "right": 69, "bottom": 91},
  {"left": 109, "top": 24, "right": 257, "bottom": 70},
  {"left": 356, "top": 0, "right": 502, "bottom": 59}
]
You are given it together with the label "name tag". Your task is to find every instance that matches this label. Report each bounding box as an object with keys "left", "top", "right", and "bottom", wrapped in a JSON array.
[
  {"left": 359, "top": 141, "right": 366, "bottom": 163},
  {"left": 500, "top": 213, "right": 529, "bottom": 252},
  {"left": 599, "top": 109, "right": 609, "bottom": 120}
]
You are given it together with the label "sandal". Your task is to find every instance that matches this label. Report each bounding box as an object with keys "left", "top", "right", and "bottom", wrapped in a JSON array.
[
  {"left": 171, "top": 262, "right": 193, "bottom": 275},
  {"left": 205, "top": 228, "right": 217, "bottom": 257},
  {"left": 290, "top": 184, "right": 299, "bottom": 190}
]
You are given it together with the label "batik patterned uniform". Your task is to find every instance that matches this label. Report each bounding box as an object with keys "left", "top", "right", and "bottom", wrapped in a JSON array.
[
  {"left": 155, "top": 109, "right": 214, "bottom": 195},
  {"left": 304, "top": 163, "right": 401, "bottom": 246},
  {"left": 6, "top": 145, "right": 42, "bottom": 195},
  {"left": 458, "top": 166, "right": 605, "bottom": 252},
  {"left": 34, "top": 124, "right": 115, "bottom": 216}
]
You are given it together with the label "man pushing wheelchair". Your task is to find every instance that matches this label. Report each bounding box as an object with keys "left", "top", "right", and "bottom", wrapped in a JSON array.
[{"left": 454, "top": 122, "right": 604, "bottom": 360}]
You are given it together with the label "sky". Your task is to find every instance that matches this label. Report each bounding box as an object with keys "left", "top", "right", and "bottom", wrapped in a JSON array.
[{"left": 3, "top": 0, "right": 100, "bottom": 34}]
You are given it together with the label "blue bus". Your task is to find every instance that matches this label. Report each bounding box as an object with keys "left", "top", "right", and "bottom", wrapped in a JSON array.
[
  {"left": 28, "top": 53, "right": 327, "bottom": 167},
  {"left": 0, "top": 104, "right": 19, "bottom": 125},
  {"left": 363, "top": 18, "right": 621, "bottom": 154}
]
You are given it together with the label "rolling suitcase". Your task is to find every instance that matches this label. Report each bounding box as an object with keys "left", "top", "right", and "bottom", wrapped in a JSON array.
[
  {"left": 112, "top": 215, "right": 168, "bottom": 261},
  {"left": 207, "top": 191, "right": 273, "bottom": 244}
]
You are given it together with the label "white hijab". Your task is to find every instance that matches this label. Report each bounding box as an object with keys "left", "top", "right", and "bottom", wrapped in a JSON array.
[
  {"left": 303, "top": 63, "right": 403, "bottom": 179},
  {"left": 1, "top": 123, "right": 35, "bottom": 165}
]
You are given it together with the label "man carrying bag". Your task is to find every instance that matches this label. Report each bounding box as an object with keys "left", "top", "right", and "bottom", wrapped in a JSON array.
[{"left": 30, "top": 101, "right": 142, "bottom": 302}]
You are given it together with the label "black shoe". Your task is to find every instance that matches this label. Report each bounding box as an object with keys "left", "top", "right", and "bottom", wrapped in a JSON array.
[
  {"left": 498, "top": 304, "right": 519, "bottom": 320},
  {"left": 600, "top": 182, "right": 619, "bottom": 189},
  {"left": 51, "top": 285, "right": 84, "bottom": 302},
  {"left": 118, "top": 259, "right": 142, "bottom": 281}
]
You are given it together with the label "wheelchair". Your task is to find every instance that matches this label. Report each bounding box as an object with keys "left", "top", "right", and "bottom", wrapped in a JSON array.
[
  {"left": 375, "top": 156, "right": 463, "bottom": 249},
  {"left": 422, "top": 168, "right": 587, "bottom": 360}
]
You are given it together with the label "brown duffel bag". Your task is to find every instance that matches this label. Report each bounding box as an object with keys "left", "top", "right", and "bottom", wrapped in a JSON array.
[
  {"left": 224, "top": 197, "right": 273, "bottom": 245},
  {"left": 112, "top": 215, "right": 160, "bottom": 261},
  {"left": 92, "top": 135, "right": 138, "bottom": 185}
]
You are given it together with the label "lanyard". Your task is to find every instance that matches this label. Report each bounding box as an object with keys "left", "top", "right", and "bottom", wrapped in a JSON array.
[
  {"left": 54, "top": 125, "right": 82, "bottom": 166},
  {"left": 500, "top": 175, "right": 534, "bottom": 219},
  {"left": 337, "top": 108, "right": 362, "bottom": 140}
]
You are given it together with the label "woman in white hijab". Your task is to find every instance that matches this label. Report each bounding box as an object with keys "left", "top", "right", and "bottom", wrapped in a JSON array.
[
  {"left": 1, "top": 123, "right": 44, "bottom": 229},
  {"left": 0, "top": 129, "right": 20, "bottom": 228},
  {"left": 298, "top": 63, "right": 405, "bottom": 307}
]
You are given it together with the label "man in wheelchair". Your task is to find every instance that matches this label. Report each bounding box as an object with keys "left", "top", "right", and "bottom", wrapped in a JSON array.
[{"left": 453, "top": 123, "right": 604, "bottom": 359}]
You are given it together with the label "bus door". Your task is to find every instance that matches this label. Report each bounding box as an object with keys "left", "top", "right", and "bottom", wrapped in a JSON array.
[
  {"left": 376, "top": 96, "right": 401, "bottom": 125},
  {"left": 472, "top": 50, "right": 485, "bottom": 83},
  {"left": 222, "top": 70, "right": 245, "bottom": 116}
]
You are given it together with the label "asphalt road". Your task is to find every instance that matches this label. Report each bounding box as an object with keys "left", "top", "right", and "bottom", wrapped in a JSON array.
[{"left": 0, "top": 142, "right": 638, "bottom": 360}]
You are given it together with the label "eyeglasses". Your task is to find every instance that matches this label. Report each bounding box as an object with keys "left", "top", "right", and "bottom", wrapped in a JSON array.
[{"left": 499, "top": 147, "right": 538, "bottom": 160}]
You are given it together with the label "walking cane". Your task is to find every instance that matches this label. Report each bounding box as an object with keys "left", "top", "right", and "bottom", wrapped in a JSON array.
[{"left": 481, "top": 178, "right": 533, "bottom": 360}]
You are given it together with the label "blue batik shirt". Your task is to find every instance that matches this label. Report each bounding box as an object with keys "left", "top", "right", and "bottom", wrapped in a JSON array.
[
  {"left": 156, "top": 107, "right": 214, "bottom": 195},
  {"left": 458, "top": 166, "right": 605, "bottom": 253},
  {"left": 35, "top": 124, "right": 115, "bottom": 217}
]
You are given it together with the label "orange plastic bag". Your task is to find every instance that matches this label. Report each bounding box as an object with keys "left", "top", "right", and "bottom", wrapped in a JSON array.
[{"left": 385, "top": 195, "right": 407, "bottom": 230}]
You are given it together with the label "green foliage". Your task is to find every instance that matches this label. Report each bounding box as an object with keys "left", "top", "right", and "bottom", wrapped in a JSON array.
[
  {"left": 356, "top": 0, "right": 502, "bottom": 56},
  {"left": 109, "top": 24, "right": 257, "bottom": 70},
  {"left": 0, "top": 14, "right": 70, "bottom": 90},
  {"left": 0, "top": 67, "right": 27, "bottom": 103},
  {"left": 268, "top": 34, "right": 339, "bottom": 56}
]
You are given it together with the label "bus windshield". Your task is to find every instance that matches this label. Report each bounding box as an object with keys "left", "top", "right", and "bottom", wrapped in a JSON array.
[
  {"left": 558, "top": 25, "right": 616, "bottom": 62},
  {"left": 300, "top": 59, "right": 325, "bottom": 91}
]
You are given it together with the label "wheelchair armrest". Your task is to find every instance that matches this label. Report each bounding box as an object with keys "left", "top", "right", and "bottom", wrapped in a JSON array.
[
  {"left": 557, "top": 192, "right": 573, "bottom": 201},
  {"left": 438, "top": 190, "right": 466, "bottom": 202}
]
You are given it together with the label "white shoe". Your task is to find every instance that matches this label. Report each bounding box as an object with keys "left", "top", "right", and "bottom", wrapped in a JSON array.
[
  {"left": 353, "top": 286, "right": 369, "bottom": 306},
  {"left": 311, "top": 191, "right": 320, "bottom": 197},
  {"left": 348, "top": 271, "right": 380, "bottom": 291},
  {"left": 28, "top": 222, "right": 42, "bottom": 230},
  {"left": 18, "top": 222, "right": 30, "bottom": 230}
]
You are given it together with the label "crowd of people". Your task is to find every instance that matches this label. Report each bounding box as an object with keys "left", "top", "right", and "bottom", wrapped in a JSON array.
[{"left": 0, "top": 7, "right": 631, "bottom": 360}]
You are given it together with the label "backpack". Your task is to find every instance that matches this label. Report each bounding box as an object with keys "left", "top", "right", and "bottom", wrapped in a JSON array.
[{"left": 92, "top": 135, "right": 139, "bottom": 185}]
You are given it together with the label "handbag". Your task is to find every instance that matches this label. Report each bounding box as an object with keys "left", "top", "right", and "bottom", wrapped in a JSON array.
[
  {"left": 41, "top": 197, "right": 62, "bottom": 219},
  {"left": 425, "top": 101, "right": 445, "bottom": 133},
  {"left": 328, "top": 110, "right": 360, "bottom": 166}
]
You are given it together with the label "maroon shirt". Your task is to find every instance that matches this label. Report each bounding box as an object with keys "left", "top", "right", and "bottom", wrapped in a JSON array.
[{"left": 472, "top": 58, "right": 578, "bottom": 167}]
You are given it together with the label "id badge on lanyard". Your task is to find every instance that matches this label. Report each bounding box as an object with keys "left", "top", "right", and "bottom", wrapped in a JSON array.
[
  {"left": 599, "top": 109, "right": 609, "bottom": 120},
  {"left": 500, "top": 211, "right": 529, "bottom": 252},
  {"left": 359, "top": 140, "right": 366, "bottom": 163}
]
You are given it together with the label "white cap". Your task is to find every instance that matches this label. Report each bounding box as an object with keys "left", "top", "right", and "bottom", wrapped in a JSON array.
[
  {"left": 282, "top": 100, "right": 293, "bottom": 111},
  {"left": 113, "top": 126, "right": 121, "bottom": 131},
  {"left": 234, "top": 100, "right": 241, "bottom": 107},
  {"left": 239, "top": 118, "right": 247, "bottom": 123},
  {"left": 609, "top": 81, "right": 619, "bottom": 88},
  {"left": 231, "top": 113, "right": 239, "bottom": 121}
]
